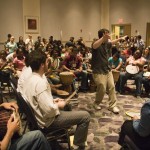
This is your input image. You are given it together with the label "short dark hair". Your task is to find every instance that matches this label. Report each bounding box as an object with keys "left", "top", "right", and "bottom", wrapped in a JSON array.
[
  {"left": 29, "top": 50, "right": 47, "bottom": 71},
  {"left": 7, "top": 34, "right": 12, "bottom": 38},
  {"left": 98, "top": 28, "right": 109, "bottom": 39},
  {"left": 137, "top": 35, "right": 142, "bottom": 39},
  {"left": 113, "top": 52, "right": 120, "bottom": 59}
]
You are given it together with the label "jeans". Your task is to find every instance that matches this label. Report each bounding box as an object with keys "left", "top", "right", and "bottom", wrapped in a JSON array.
[
  {"left": 10, "top": 130, "right": 51, "bottom": 150},
  {"left": 142, "top": 77, "right": 150, "bottom": 94},
  {"left": 119, "top": 71, "right": 143, "bottom": 96},
  {"left": 75, "top": 70, "right": 89, "bottom": 90},
  {"left": 118, "top": 120, "right": 150, "bottom": 150},
  {"left": 47, "top": 110, "right": 90, "bottom": 147}
]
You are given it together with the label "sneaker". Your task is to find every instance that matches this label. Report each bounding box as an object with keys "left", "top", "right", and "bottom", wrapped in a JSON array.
[
  {"left": 136, "top": 96, "right": 144, "bottom": 102},
  {"left": 108, "top": 106, "right": 120, "bottom": 114},
  {"left": 92, "top": 103, "right": 101, "bottom": 110},
  {"left": 72, "top": 145, "right": 85, "bottom": 150}
]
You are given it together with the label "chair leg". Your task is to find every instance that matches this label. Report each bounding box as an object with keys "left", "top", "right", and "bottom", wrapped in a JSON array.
[
  {"left": 0, "top": 90, "right": 3, "bottom": 104},
  {"left": 66, "top": 130, "right": 71, "bottom": 150},
  {"left": 23, "top": 121, "right": 28, "bottom": 134}
]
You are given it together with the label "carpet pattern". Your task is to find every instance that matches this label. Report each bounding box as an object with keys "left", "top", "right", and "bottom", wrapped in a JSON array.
[
  {"left": 1, "top": 82, "right": 145, "bottom": 150},
  {"left": 72, "top": 88, "right": 144, "bottom": 150}
]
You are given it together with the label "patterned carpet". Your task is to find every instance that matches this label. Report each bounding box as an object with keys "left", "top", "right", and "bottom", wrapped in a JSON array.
[
  {"left": 71, "top": 82, "right": 145, "bottom": 150},
  {"left": 1, "top": 81, "right": 146, "bottom": 150}
]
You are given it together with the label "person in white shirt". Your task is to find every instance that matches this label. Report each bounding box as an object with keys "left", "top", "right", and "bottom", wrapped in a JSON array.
[
  {"left": 17, "top": 55, "right": 69, "bottom": 97},
  {"left": 25, "top": 34, "right": 34, "bottom": 52},
  {"left": 23, "top": 50, "right": 90, "bottom": 150}
]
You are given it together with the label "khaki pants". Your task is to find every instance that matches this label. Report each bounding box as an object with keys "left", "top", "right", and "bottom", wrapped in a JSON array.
[{"left": 93, "top": 71, "right": 117, "bottom": 109}]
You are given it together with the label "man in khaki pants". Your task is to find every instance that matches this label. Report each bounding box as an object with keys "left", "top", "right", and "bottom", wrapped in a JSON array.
[{"left": 91, "top": 28, "right": 126, "bottom": 113}]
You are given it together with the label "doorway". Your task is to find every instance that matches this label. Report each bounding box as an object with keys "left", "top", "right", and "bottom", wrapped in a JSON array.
[
  {"left": 146, "top": 23, "right": 150, "bottom": 47},
  {"left": 111, "top": 24, "right": 131, "bottom": 40}
]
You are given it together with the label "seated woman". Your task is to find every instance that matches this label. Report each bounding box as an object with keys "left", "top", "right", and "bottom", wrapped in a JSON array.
[
  {"left": 116, "top": 50, "right": 146, "bottom": 99},
  {"left": 118, "top": 101, "right": 150, "bottom": 150},
  {"left": 0, "top": 50, "right": 14, "bottom": 87},
  {"left": 13, "top": 48, "right": 25, "bottom": 77}
]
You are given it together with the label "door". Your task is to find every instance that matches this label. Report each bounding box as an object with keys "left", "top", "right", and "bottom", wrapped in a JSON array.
[
  {"left": 146, "top": 23, "right": 150, "bottom": 47},
  {"left": 111, "top": 24, "right": 131, "bottom": 40}
]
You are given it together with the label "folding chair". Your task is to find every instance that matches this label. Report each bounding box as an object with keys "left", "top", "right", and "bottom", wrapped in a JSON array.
[
  {"left": 9, "top": 78, "right": 24, "bottom": 118},
  {"left": 16, "top": 92, "right": 72, "bottom": 150},
  {"left": 121, "top": 135, "right": 140, "bottom": 150}
]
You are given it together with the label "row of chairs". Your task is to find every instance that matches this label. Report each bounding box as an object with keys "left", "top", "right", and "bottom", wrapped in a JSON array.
[{"left": 9, "top": 75, "right": 72, "bottom": 150}]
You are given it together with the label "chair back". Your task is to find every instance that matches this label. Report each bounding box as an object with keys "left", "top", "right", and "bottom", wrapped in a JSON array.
[
  {"left": 17, "top": 92, "right": 39, "bottom": 131},
  {"left": 9, "top": 80, "right": 24, "bottom": 115},
  {"left": 124, "top": 135, "right": 140, "bottom": 150},
  {"left": 9, "top": 74, "right": 18, "bottom": 88}
]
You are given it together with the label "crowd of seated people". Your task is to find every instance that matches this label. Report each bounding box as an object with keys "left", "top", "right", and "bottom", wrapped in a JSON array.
[
  {"left": 1, "top": 33, "right": 150, "bottom": 149},
  {"left": 1, "top": 34, "right": 93, "bottom": 94},
  {"left": 0, "top": 34, "right": 93, "bottom": 150},
  {"left": 109, "top": 35, "right": 150, "bottom": 101},
  {"left": 1, "top": 33, "right": 150, "bottom": 97}
]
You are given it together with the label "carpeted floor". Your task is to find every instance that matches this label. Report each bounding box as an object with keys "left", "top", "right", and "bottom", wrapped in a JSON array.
[
  {"left": 71, "top": 81, "right": 145, "bottom": 150},
  {"left": 0, "top": 81, "right": 147, "bottom": 150}
]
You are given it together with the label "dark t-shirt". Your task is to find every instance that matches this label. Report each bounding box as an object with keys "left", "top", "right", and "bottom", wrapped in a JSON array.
[
  {"left": 91, "top": 42, "right": 112, "bottom": 74},
  {"left": 62, "top": 55, "right": 82, "bottom": 70}
]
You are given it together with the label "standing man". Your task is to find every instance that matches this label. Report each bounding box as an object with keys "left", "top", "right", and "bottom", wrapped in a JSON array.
[{"left": 91, "top": 28, "right": 126, "bottom": 113}]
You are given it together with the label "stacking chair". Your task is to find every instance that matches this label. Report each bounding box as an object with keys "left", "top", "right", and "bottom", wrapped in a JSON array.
[
  {"left": 16, "top": 92, "right": 72, "bottom": 150},
  {"left": 9, "top": 74, "right": 18, "bottom": 89},
  {"left": 9, "top": 77, "right": 24, "bottom": 118},
  {"left": 121, "top": 135, "right": 140, "bottom": 150}
]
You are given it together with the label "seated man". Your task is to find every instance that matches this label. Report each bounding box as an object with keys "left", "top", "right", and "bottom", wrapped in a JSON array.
[
  {"left": 61, "top": 47, "right": 89, "bottom": 92},
  {"left": 118, "top": 101, "right": 150, "bottom": 150},
  {"left": 116, "top": 50, "right": 146, "bottom": 99},
  {"left": 22, "top": 50, "right": 90, "bottom": 150},
  {"left": 0, "top": 102, "right": 51, "bottom": 150},
  {"left": 17, "top": 54, "right": 67, "bottom": 97}
]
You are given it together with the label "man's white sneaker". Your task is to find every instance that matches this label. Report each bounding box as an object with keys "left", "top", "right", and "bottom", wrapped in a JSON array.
[
  {"left": 93, "top": 103, "right": 101, "bottom": 110},
  {"left": 109, "top": 106, "right": 119, "bottom": 114}
]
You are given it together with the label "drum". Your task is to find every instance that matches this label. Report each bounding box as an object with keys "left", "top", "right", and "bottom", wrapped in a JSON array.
[
  {"left": 59, "top": 72, "right": 74, "bottom": 85},
  {"left": 143, "top": 72, "right": 150, "bottom": 77},
  {"left": 112, "top": 70, "right": 120, "bottom": 82},
  {"left": 0, "top": 108, "right": 23, "bottom": 140},
  {"left": 126, "top": 65, "right": 139, "bottom": 74},
  {"left": 56, "top": 90, "right": 69, "bottom": 98},
  {"left": 59, "top": 72, "right": 75, "bottom": 93}
]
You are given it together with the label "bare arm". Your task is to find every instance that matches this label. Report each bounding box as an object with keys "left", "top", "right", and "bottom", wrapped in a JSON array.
[
  {"left": 111, "top": 35, "right": 127, "bottom": 45},
  {"left": 115, "top": 61, "right": 123, "bottom": 71},
  {"left": 62, "top": 65, "right": 70, "bottom": 71},
  {"left": 132, "top": 58, "right": 146, "bottom": 67},
  {"left": 0, "top": 102, "right": 18, "bottom": 112},
  {"left": 92, "top": 33, "right": 109, "bottom": 49}
]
